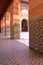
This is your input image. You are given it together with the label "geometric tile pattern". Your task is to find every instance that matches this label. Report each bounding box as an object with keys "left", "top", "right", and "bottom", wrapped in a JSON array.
[
  {"left": 0, "top": 39, "right": 43, "bottom": 65},
  {"left": 29, "top": 17, "right": 43, "bottom": 53},
  {"left": 6, "top": 26, "right": 10, "bottom": 36},
  {"left": 1, "top": 27, "right": 5, "bottom": 35},
  {"left": 14, "top": 23, "right": 20, "bottom": 39}
]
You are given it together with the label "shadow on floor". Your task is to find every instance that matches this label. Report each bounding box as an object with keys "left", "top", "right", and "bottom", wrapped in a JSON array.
[{"left": 0, "top": 39, "right": 43, "bottom": 65}]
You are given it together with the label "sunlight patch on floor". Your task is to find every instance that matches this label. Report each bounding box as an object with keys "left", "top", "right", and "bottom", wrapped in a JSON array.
[
  {"left": 20, "top": 32, "right": 29, "bottom": 39},
  {"left": 17, "top": 32, "right": 29, "bottom": 46},
  {"left": 17, "top": 39, "right": 29, "bottom": 46}
]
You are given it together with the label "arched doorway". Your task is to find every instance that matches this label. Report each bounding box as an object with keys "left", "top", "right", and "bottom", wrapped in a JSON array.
[
  {"left": 20, "top": 9, "right": 29, "bottom": 39},
  {"left": 22, "top": 19, "right": 28, "bottom": 31}
]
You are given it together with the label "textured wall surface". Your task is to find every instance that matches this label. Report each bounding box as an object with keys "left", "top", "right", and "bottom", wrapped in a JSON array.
[
  {"left": 29, "top": 17, "right": 43, "bottom": 53},
  {"left": 20, "top": 2, "right": 28, "bottom": 11},
  {"left": 29, "top": 0, "right": 43, "bottom": 53}
]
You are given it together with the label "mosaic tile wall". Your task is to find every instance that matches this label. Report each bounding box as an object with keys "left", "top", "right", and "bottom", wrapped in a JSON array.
[
  {"left": 6, "top": 26, "right": 10, "bottom": 36},
  {"left": 1, "top": 27, "right": 5, "bottom": 35},
  {"left": 14, "top": 23, "right": 20, "bottom": 39},
  {"left": 29, "top": 16, "right": 43, "bottom": 53}
]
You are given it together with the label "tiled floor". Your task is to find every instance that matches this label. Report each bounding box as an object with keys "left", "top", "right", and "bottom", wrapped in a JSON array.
[
  {"left": 0, "top": 33, "right": 43, "bottom": 65},
  {"left": 0, "top": 32, "right": 29, "bottom": 39}
]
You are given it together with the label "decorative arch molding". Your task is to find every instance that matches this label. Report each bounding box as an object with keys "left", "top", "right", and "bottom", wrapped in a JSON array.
[{"left": 21, "top": 9, "right": 28, "bottom": 20}]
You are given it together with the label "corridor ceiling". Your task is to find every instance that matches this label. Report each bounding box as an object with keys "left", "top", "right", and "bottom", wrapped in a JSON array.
[
  {"left": 0, "top": 0, "right": 28, "bottom": 20},
  {"left": 0, "top": 0, "right": 13, "bottom": 20}
]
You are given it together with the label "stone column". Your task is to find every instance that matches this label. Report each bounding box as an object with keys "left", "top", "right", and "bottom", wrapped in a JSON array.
[
  {"left": 5, "top": 11, "right": 10, "bottom": 36},
  {"left": 1, "top": 16, "right": 5, "bottom": 35},
  {"left": 4, "top": 14, "right": 6, "bottom": 36},
  {"left": 1, "top": 18, "right": 3, "bottom": 34},
  {"left": 10, "top": 0, "right": 20, "bottom": 39},
  {"left": 0, "top": 20, "right": 1, "bottom": 33},
  {"left": 10, "top": 1, "right": 14, "bottom": 39}
]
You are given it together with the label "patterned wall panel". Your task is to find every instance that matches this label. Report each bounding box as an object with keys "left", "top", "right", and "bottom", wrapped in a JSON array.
[
  {"left": 29, "top": 17, "right": 43, "bottom": 53},
  {"left": 14, "top": 23, "right": 20, "bottom": 39},
  {"left": 6, "top": 26, "right": 10, "bottom": 36},
  {"left": 39, "top": 19, "right": 43, "bottom": 52},
  {"left": 1, "top": 27, "right": 5, "bottom": 35}
]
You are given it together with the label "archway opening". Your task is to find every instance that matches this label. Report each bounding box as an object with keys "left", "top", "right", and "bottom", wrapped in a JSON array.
[
  {"left": 21, "top": 19, "right": 28, "bottom": 32},
  {"left": 20, "top": 9, "right": 29, "bottom": 40}
]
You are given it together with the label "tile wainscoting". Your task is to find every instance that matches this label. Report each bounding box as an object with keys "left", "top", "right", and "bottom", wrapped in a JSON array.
[{"left": 29, "top": 16, "right": 43, "bottom": 53}]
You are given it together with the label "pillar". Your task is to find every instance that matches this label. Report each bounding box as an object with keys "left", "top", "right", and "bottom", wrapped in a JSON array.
[
  {"left": 5, "top": 11, "right": 10, "bottom": 36},
  {"left": 1, "top": 16, "right": 5, "bottom": 35},
  {"left": 10, "top": 0, "right": 20, "bottom": 39},
  {"left": 0, "top": 20, "right": 1, "bottom": 33},
  {"left": 1, "top": 14, "right": 7, "bottom": 35},
  {"left": 4, "top": 14, "right": 6, "bottom": 36},
  {"left": 1, "top": 18, "right": 3, "bottom": 34}
]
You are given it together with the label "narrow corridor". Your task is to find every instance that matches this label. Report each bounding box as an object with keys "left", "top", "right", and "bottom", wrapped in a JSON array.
[{"left": 0, "top": 34, "right": 43, "bottom": 65}]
